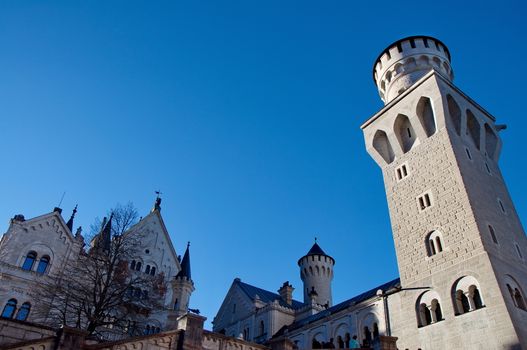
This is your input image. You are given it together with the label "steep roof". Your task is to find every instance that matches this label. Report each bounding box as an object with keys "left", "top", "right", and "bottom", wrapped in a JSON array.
[
  {"left": 235, "top": 279, "right": 304, "bottom": 310},
  {"left": 306, "top": 242, "right": 326, "bottom": 256},
  {"left": 275, "top": 277, "right": 401, "bottom": 334},
  {"left": 175, "top": 243, "right": 191, "bottom": 280}
]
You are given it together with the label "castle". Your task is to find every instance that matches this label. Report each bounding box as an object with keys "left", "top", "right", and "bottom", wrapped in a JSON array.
[
  {"left": 0, "top": 199, "right": 195, "bottom": 338},
  {"left": 212, "top": 36, "right": 527, "bottom": 350},
  {"left": 0, "top": 36, "right": 526, "bottom": 350}
]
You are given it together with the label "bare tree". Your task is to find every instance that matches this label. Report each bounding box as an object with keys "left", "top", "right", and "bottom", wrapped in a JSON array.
[{"left": 34, "top": 203, "right": 166, "bottom": 339}]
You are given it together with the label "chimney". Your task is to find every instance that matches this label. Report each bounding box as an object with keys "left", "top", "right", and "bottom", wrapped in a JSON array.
[{"left": 278, "top": 281, "right": 294, "bottom": 306}]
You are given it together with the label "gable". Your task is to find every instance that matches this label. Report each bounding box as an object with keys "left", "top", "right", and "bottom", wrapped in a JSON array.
[
  {"left": 123, "top": 210, "right": 181, "bottom": 278},
  {"left": 212, "top": 281, "right": 258, "bottom": 332},
  {"left": 0, "top": 211, "right": 77, "bottom": 269}
]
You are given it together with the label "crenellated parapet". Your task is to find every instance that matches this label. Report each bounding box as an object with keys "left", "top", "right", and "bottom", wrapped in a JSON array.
[{"left": 373, "top": 36, "right": 453, "bottom": 104}]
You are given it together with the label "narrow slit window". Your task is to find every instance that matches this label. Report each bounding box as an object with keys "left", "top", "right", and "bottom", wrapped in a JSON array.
[
  {"left": 516, "top": 244, "right": 523, "bottom": 260},
  {"left": 396, "top": 164, "right": 409, "bottom": 181},
  {"left": 466, "top": 148, "right": 472, "bottom": 160},
  {"left": 488, "top": 225, "right": 498, "bottom": 244},
  {"left": 418, "top": 192, "right": 433, "bottom": 211},
  {"left": 498, "top": 199, "right": 506, "bottom": 213},
  {"left": 485, "top": 162, "right": 491, "bottom": 174}
]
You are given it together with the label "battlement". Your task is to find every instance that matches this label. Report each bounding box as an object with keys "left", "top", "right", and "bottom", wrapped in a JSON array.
[{"left": 373, "top": 36, "right": 453, "bottom": 104}]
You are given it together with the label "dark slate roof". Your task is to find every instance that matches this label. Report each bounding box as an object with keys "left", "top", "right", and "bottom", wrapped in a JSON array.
[
  {"left": 275, "top": 277, "right": 401, "bottom": 335},
  {"left": 235, "top": 279, "right": 305, "bottom": 310},
  {"left": 176, "top": 243, "right": 191, "bottom": 280},
  {"left": 306, "top": 242, "right": 326, "bottom": 256}
]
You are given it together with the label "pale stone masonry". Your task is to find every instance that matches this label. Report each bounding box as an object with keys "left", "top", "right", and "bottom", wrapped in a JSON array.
[{"left": 362, "top": 36, "right": 527, "bottom": 349}]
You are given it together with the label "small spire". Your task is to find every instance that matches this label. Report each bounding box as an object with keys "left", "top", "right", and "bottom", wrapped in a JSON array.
[
  {"left": 66, "top": 205, "right": 78, "bottom": 232},
  {"left": 176, "top": 241, "right": 192, "bottom": 280}
]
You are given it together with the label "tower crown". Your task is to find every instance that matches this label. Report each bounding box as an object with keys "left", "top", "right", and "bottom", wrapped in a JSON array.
[
  {"left": 298, "top": 241, "right": 335, "bottom": 307},
  {"left": 373, "top": 36, "right": 453, "bottom": 104}
]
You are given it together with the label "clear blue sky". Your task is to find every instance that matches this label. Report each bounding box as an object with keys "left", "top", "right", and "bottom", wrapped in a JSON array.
[{"left": 0, "top": 1, "right": 525, "bottom": 328}]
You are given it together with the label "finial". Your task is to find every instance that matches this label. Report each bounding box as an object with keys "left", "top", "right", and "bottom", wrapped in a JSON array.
[
  {"left": 314, "top": 237, "right": 317, "bottom": 243},
  {"left": 66, "top": 204, "right": 78, "bottom": 231},
  {"left": 71, "top": 204, "right": 78, "bottom": 219},
  {"left": 187, "top": 241, "right": 190, "bottom": 249},
  {"left": 153, "top": 190, "right": 162, "bottom": 211}
]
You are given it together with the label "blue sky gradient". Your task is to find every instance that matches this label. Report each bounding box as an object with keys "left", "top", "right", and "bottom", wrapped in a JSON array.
[{"left": 0, "top": 1, "right": 525, "bottom": 328}]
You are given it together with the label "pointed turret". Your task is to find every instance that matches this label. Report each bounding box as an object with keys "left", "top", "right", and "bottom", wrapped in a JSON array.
[
  {"left": 66, "top": 205, "right": 78, "bottom": 232},
  {"left": 176, "top": 242, "right": 191, "bottom": 280},
  {"left": 169, "top": 242, "right": 195, "bottom": 321}
]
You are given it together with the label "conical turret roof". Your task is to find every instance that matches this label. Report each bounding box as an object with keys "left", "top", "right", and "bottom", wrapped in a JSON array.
[{"left": 176, "top": 242, "right": 192, "bottom": 280}]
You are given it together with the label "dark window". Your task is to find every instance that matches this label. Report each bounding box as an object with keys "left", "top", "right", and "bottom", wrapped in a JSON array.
[
  {"left": 15, "top": 302, "right": 30, "bottom": 321},
  {"left": 151, "top": 267, "right": 156, "bottom": 276},
  {"left": 136, "top": 262, "right": 142, "bottom": 271},
  {"left": 435, "top": 237, "right": 443, "bottom": 252},
  {"left": 130, "top": 260, "right": 136, "bottom": 270},
  {"left": 36, "top": 256, "right": 50, "bottom": 274},
  {"left": 145, "top": 265, "right": 151, "bottom": 275},
  {"left": 1, "top": 299, "right": 17, "bottom": 318},
  {"left": 434, "top": 301, "right": 443, "bottom": 321},
  {"left": 488, "top": 225, "right": 498, "bottom": 244},
  {"left": 22, "top": 251, "right": 37, "bottom": 271},
  {"left": 473, "top": 288, "right": 484, "bottom": 309}
]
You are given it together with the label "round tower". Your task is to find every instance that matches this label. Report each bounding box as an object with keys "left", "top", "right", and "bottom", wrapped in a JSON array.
[
  {"left": 298, "top": 241, "right": 335, "bottom": 307},
  {"left": 373, "top": 36, "right": 453, "bottom": 104}
]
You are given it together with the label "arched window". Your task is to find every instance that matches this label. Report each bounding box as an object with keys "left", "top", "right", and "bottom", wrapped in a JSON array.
[
  {"left": 145, "top": 325, "right": 151, "bottom": 335},
  {"left": 15, "top": 302, "right": 30, "bottom": 321},
  {"left": 135, "top": 261, "right": 142, "bottom": 271},
  {"left": 394, "top": 114, "right": 418, "bottom": 153},
  {"left": 130, "top": 260, "right": 136, "bottom": 270},
  {"left": 426, "top": 231, "right": 444, "bottom": 257},
  {"left": 466, "top": 110, "right": 481, "bottom": 149},
  {"left": 447, "top": 95, "right": 462, "bottom": 135},
  {"left": 150, "top": 267, "right": 156, "bottom": 276},
  {"left": 416, "top": 291, "right": 443, "bottom": 327},
  {"left": 145, "top": 265, "right": 151, "bottom": 275},
  {"left": 452, "top": 276, "right": 485, "bottom": 315},
  {"left": 36, "top": 256, "right": 50, "bottom": 274},
  {"left": 416, "top": 96, "right": 436, "bottom": 137},
  {"left": 1, "top": 299, "right": 17, "bottom": 318},
  {"left": 372, "top": 130, "right": 395, "bottom": 164},
  {"left": 21, "top": 251, "right": 37, "bottom": 271}
]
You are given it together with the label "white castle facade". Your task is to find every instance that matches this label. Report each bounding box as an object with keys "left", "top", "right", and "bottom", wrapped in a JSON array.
[
  {"left": 0, "top": 199, "right": 195, "bottom": 338},
  {"left": 212, "top": 36, "right": 527, "bottom": 350}
]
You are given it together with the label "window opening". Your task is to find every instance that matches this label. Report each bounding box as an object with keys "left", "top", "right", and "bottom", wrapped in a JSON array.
[
  {"left": 22, "top": 251, "right": 37, "bottom": 271},
  {"left": 1, "top": 299, "right": 17, "bottom": 318},
  {"left": 36, "top": 256, "right": 50, "bottom": 274},
  {"left": 488, "top": 225, "right": 498, "bottom": 244}
]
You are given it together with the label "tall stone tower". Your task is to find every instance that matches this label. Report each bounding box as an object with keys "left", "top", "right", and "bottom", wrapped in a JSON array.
[
  {"left": 361, "top": 36, "right": 527, "bottom": 349},
  {"left": 298, "top": 241, "right": 334, "bottom": 307}
]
